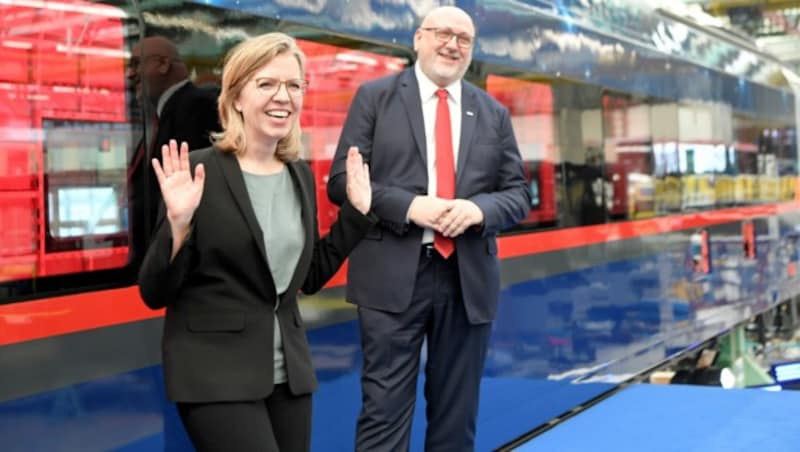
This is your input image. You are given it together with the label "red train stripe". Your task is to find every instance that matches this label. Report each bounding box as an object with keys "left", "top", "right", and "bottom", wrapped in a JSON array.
[
  {"left": 0, "top": 286, "right": 161, "bottom": 346},
  {"left": 497, "top": 202, "right": 800, "bottom": 258},
  {"left": 1, "top": 201, "right": 798, "bottom": 347}
]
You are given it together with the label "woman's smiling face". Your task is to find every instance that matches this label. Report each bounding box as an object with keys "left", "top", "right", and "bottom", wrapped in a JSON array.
[{"left": 234, "top": 52, "right": 305, "bottom": 149}]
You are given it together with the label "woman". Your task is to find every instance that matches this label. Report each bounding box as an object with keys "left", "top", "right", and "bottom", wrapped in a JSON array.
[{"left": 137, "top": 32, "right": 374, "bottom": 451}]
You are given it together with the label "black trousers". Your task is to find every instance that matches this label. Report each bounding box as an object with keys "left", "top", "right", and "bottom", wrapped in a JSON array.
[
  {"left": 176, "top": 383, "right": 311, "bottom": 452},
  {"left": 356, "top": 248, "right": 492, "bottom": 452}
]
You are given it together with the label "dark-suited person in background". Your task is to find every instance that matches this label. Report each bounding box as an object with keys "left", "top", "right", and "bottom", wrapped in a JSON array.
[
  {"left": 327, "top": 6, "right": 530, "bottom": 451},
  {"left": 138, "top": 32, "right": 375, "bottom": 451},
  {"left": 127, "top": 36, "right": 220, "bottom": 255},
  {"left": 127, "top": 36, "right": 220, "bottom": 152}
]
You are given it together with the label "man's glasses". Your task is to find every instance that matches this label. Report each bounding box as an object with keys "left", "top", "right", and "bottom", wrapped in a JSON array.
[
  {"left": 420, "top": 27, "right": 474, "bottom": 49},
  {"left": 254, "top": 77, "right": 309, "bottom": 98}
]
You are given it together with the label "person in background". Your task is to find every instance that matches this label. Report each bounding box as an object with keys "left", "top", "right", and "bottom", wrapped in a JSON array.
[
  {"left": 138, "top": 32, "right": 375, "bottom": 452},
  {"left": 127, "top": 35, "right": 221, "bottom": 250},
  {"left": 127, "top": 36, "right": 220, "bottom": 153},
  {"left": 327, "top": 6, "right": 530, "bottom": 451}
]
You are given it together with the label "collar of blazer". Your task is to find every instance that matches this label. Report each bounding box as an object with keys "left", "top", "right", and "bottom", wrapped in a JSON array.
[
  {"left": 212, "top": 149, "right": 315, "bottom": 298},
  {"left": 397, "top": 68, "right": 478, "bottom": 193}
]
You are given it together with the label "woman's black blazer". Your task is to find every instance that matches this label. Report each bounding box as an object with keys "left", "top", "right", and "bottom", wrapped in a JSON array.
[{"left": 138, "top": 146, "right": 376, "bottom": 403}]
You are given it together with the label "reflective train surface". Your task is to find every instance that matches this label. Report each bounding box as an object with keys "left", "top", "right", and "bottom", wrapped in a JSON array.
[{"left": 2, "top": 1, "right": 799, "bottom": 450}]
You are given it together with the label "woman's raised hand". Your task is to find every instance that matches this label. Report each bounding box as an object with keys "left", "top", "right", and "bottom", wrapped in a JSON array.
[
  {"left": 151, "top": 140, "right": 205, "bottom": 229},
  {"left": 345, "top": 146, "right": 371, "bottom": 215}
]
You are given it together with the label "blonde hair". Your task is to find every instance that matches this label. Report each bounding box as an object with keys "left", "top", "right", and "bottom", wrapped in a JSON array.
[{"left": 211, "top": 32, "right": 306, "bottom": 161}]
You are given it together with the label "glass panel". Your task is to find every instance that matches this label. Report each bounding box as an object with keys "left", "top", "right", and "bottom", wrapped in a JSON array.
[
  {"left": 486, "top": 75, "right": 557, "bottom": 229},
  {"left": 555, "top": 83, "right": 605, "bottom": 227},
  {"left": 675, "top": 102, "right": 731, "bottom": 210},
  {"left": 137, "top": 13, "right": 408, "bottom": 237},
  {"left": 733, "top": 115, "right": 795, "bottom": 204},
  {"left": 487, "top": 75, "right": 604, "bottom": 229},
  {"left": 44, "top": 120, "right": 129, "bottom": 245},
  {"left": 602, "top": 94, "right": 655, "bottom": 220},
  {"left": 647, "top": 101, "right": 737, "bottom": 213},
  {"left": 0, "top": 0, "right": 134, "bottom": 286},
  {"left": 299, "top": 42, "right": 407, "bottom": 234}
]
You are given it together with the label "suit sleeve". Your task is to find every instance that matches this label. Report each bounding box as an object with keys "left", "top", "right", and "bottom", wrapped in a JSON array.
[
  {"left": 468, "top": 106, "right": 531, "bottom": 235},
  {"left": 137, "top": 209, "right": 197, "bottom": 310},
  {"left": 303, "top": 165, "right": 377, "bottom": 294},
  {"left": 137, "top": 155, "right": 205, "bottom": 309},
  {"left": 327, "top": 84, "right": 416, "bottom": 234}
]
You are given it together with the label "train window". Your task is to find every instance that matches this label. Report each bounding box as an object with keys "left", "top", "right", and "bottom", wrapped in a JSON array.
[
  {"left": 486, "top": 75, "right": 557, "bottom": 229},
  {"left": 49, "top": 186, "right": 121, "bottom": 236},
  {"left": 137, "top": 14, "right": 408, "bottom": 237},
  {"left": 551, "top": 82, "right": 604, "bottom": 227},
  {"left": 602, "top": 93, "right": 656, "bottom": 220},
  {"left": 298, "top": 42, "right": 408, "bottom": 234},
  {"left": 0, "top": 0, "right": 415, "bottom": 299},
  {"left": 485, "top": 73, "right": 604, "bottom": 229},
  {"left": 597, "top": 95, "right": 788, "bottom": 217},
  {"left": 0, "top": 0, "right": 134, "bottom": 297},
  {"left": 734, "top": 114, "right": 796, "bottom": 203},
  {"left": 43, "top": 119, "right": 129, "bottom": 247}
]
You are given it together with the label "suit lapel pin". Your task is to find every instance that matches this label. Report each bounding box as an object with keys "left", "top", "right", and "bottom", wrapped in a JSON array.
[{"left": 466, "top": 110, "right": 475, "bottom": 117}]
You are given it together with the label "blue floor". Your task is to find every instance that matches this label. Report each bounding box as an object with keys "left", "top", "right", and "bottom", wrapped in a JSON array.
[
  {"left": 518, "top": 383, "right": 800, "bottom": 452},
  {"left": 99, "top": 372, "right": 612, "bottom": 452},
  {"left": 312, "top": 374, "right": 612, "bottom": 451}
]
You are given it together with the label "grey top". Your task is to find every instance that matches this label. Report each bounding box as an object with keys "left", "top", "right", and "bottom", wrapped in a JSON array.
[
  {"left": 243, "top": 167, "right": 304, "bottom": 294},
  {"left": 242, "top": 167, "right": 304, "bottom": 385}
]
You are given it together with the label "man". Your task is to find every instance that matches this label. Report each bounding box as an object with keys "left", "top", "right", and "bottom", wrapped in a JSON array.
[
  {"left": 327, "top": 6, "right": 530, "bottom": 451},
  {"left": 126, "top": 36, "right": 220, "bottom": 250}
]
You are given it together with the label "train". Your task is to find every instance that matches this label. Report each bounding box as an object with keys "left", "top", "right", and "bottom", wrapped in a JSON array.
[{"left": 1, "top": 0, "right": 799, "bottom": 450}]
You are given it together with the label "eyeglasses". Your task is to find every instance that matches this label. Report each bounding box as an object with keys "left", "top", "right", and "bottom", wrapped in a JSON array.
[
  {"left": 253, "top": 77, "right": 309, "bottom": 98},
  {"left": 420, "top": 27, "right": 474, "bottom": 49}
]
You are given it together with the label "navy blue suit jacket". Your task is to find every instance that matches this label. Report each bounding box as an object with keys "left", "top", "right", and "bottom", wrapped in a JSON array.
[{"left": 328, "top": 68, "right": 530, "bottom": 324}]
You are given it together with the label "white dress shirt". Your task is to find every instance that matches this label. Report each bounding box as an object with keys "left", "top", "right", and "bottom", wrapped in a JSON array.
[{"left": 414, "top": 63, "right": 461, "bottom": 244}]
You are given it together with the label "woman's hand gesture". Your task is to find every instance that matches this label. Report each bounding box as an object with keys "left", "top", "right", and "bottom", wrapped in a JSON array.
[
  {"left": 345, "top": 146, "right": 371, "bottom": 215},
  {"left": 151, "top": 140, "right": 205, "bottom": 230}
]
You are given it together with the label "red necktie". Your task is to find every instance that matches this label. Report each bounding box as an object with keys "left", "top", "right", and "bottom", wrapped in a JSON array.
[{"left": 434, "top": 89, "right": 455, "bottom": 259}]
